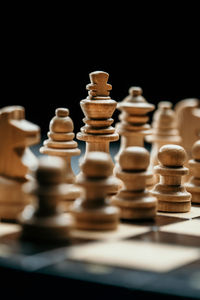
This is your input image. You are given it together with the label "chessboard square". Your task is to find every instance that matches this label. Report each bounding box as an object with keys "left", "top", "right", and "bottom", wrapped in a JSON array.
[
  {"left": 0, "top": 223, "right": 21, "bottom": 237},
  {"left": 157, "top": 206, "right": 200, "bottom": 219},
  {"left": 132, "top": 230, "right": 200, "bottom": 247},
  {"left": 70, "top": 223, "right": 150, "bottom": 241},
  {"left": 160, "top": 219, "right": 200, "bottom": 237},
  {"left": 68, "top": 240, "right": 200, "bottom": 273}
]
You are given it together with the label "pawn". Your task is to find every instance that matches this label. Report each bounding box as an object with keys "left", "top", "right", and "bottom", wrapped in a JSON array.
[
  {"left": 186, "top": 140, "right": 200, "bottom": 203},
  {"left": 146, "top": 101, "right": 182, "bottom": 185},
  {"left": 19, "top": 156, "right": 73, "bottom": 242},
  {"left": 151, "top": 145, "right": 191, "bottom": 212},
  {"left": 71, "top": 152, "right": 120, "bottom": 231},
  {"left": 111, "top": 147, "right": 157, "bottom": 220},
  {"left": 40, "top": 108, "right": 81, "bottom": 211},
  {"left": 147, "top": 101, "right": 182, "bottom": 169}
]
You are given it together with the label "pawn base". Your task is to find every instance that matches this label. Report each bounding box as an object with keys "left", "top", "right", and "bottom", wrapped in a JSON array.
[
  {"left": 111, "top": 194, "right": 157, "bottom": 220},
  {"left": 20, "top": 208, "right": 73, "bottom": 242},
  {"left": 158, "top": 201, "right": 191, "bottom": 213},
  {"left": 71, "top": 204, "right": 119, "bottom": 231}
]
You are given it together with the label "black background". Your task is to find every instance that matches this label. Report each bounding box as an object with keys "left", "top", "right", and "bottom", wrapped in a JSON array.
[{"left": 1, "top": 6, "right": 199, "bottom": 137}]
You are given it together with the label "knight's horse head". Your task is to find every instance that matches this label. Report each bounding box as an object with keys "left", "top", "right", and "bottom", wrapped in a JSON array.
[{"left": 0, "top": 106, "right": 40, "bottom": 179}]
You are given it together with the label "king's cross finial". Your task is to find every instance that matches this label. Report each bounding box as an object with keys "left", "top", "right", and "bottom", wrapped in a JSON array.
[{"left": 86, "top": 71, "right": 112, "bottom": 99}]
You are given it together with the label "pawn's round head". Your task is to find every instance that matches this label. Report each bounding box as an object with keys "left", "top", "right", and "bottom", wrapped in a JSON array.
[
  {"left": 50, "top": 107, "right": 73, "bottom": 133},
  {"left": 36, "top": 156, "right": 65, "bottom": 185},
  {"left": 56, "top": 108, "right": 69, "bottom": 117},
  {"left": 192, "top": 140, "right": 200, "bottom": 161},
  {"left": 81, "top": 152, "right": 113, "bottom": 178},
  {"left": 158, "top": 145, "right": 187, "bottom": 167},
  {"left": 119, "top": 147, "right": 150, "bottom": 171}
]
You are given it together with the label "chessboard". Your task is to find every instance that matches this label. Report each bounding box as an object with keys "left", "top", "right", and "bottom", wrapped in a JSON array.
[{"left": 1, "top": 203, "right": 200, "bottom": 299}]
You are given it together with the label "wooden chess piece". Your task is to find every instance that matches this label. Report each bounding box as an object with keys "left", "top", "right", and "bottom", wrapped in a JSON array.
[
  {"left": 146, "top": 101, "right": 182, "bottom": 184},
  {"left": 111, "top": 147, "right": 157, "bottom": 220},
  {"left": 40, "top": 108, "right": 81, "bottom": 211},
  {"left": 115, "top": 87, "right": 155, "bottom": 161},
  {"left": 175, "top": 98, "right": 200, "bottom": 182},
  {"left": 0, "top": 106, "right": 40, "bottom": 220},
  {"left": 19, "top": 156, "right": 73, "bottom": 242},
  {"left": 175, "top": 98, "right": 200, "bottom": 160},
  {"left": 71, "top": 152, "right": 120, "bottom": 231},
  {"left": 186, "top": 140, "right": 200, "bottom": 203},
  {"left": 77, "top": 71, "right": 120, "bottom": 195},
  {"left": 151, "top": 145, "right": 191, "bottom": 212}
]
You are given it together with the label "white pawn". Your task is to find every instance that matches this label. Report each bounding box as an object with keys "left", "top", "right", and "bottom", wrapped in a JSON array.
[
  {"left": 112, "top": 147, "right": 157, "bottom": 220},
  {"left": 40, "top": 108, "right": 81, "bottom": 211}
]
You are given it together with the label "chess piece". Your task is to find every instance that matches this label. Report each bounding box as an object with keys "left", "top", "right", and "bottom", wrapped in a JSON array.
[
  {"left": 151, "top": 145, "right": 191, "bottom": 212},
  {"left": 175, "top": 98, "right": 200, "bottom": 182},
  {"left": 186, "top": 140, "right": 200, "bottom": 203},
  {"left": 111, "top": 147, "right": 157, "bottom": 220},
  {"left": 19, "top": 156, "right": 73, "bottom": 242},
  {"left": 115, "top": 87, "right": 155, "bottom": 161},
  {"left": 71, "top": 152, "right": 120, "bottom": 231},
  {"left": 77, "top": 71, "right": 120, "bottom": 195},
  {"left": 175, "top": 98, "right": 200, "bottom": 160},
  {"left": 40, "top": 108, "right": 81, "bottom": 211},
  {"left": 0, "top": 106, "right": 40, "bottom": 220},
  {"left": 146, "top": 101, "right": 182, "bottom": 184}
]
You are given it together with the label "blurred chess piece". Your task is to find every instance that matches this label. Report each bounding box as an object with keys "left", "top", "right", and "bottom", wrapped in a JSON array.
[
  {"left": 19, "top": 156, "right": 73, "bottom": 242},
  {"left": 71, "top": 152, "right": 120, "bottom": 231},
  {"left": 40, "top": 108, "right": 81, "bottom": 211},
  {"left": 175, "top": 98, "right": 200, "bottom": 182},
  {"left": 151, "top": 145, "right": 191, "bottom": 212},
  {"left": 186, "top": 140, "right": 200, "bottom": 203},
  {"left": 115, "top": 87, "right": 155, "bottom": 161},
  {"left": 112, "top": 147, "right": 157, "bottom": 220},
  {"left": 0, "top": 106, "right": 40, "bottom": 220},
  {"left": 146, "top": 101, "right": 182, "bottom": 184},
  {"left": 77, "top": 71, "right": 120, "bottom": 195},
  {"left": 115, "top": 87, "right": 155, "bottom": 187},
  {"left": 175, "top": 98, "right": 200, "bottom": 160}
]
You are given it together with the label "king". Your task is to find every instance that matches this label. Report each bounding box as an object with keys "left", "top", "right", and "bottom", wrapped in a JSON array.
[{"left": 77, "top": 71, "right": 120, "bottom": 195}]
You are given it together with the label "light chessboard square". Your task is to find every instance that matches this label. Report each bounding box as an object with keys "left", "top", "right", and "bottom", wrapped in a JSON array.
[
  {"left": 71, "top": 223, "right": 150, "bottom": 241},
  {"left": 160, "top": 219, "right": 200, "bottom": 236},
  {"left": 68, "top": 240, "right": 200, "bottom": 272},
  {"left": 0, "top": 223, "right": 21, "bottom": 237},
  {"left": 157, "top": 206, "right": 200, "bottom": 219}
]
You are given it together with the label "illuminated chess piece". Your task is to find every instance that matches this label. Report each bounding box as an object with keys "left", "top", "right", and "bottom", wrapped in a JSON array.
[
  {"left": 40, "top": 108, "right": 81, "bottom": 211},
  {"left": 77, "top": 71, "right": 120, "bottom": 195},
  {"left": 71, "top": 152, "right": 120, "bottom": 231},
  {"left": 146, "top": 101, "right": 182, "bottom": 184},
  {"left": 151, "top": 145, "right": 191, "bottom": 212},
  {"left": 186, "top": 140, "right": 200, "bottom": 203},
  {"left": 115, "top": 87, "right": 155, "bottom": 161},
  {"left": 0, "top": 106, "right": 40, "bottom": 220},
  {"left": 112, "top": 147, "right": 157, "bottom": 220}
]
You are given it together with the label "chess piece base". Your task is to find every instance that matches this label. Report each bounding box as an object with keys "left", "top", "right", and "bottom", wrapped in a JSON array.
[
  {"left": 157, "top": 201, "right": 191, "bottom": 213},
  {"left": 71, "top": 203, "right": 119, "bottom": 231},
  {"left": 112, "top": 193, "right": 157, "bottom": 220},
  {"left": 0, "top": 176, "right": 31, "bottom": 220},
  {"left": 20, "top": 209, "right": 73, "bottom": 241}
]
